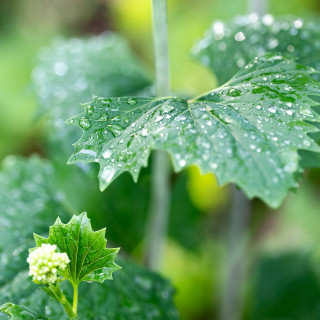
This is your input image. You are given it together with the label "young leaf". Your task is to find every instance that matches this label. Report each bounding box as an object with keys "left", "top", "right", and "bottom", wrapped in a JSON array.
[
  {"left": 33, "top": 212, "right": 120, "bottom": 285},
  {"left": 192, "top": 15, "right": 320, "bottom": 85},
  {"left": 0, "top": 303, "right": 48, "bottom": 320},
  {"left": 68, "top": 54, "right": 320, "bottom": 208}
]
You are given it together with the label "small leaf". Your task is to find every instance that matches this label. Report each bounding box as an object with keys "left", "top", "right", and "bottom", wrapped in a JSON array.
[
  {"left": 33, "top": 213, "right": 120, "bottom": 285},
  {"left": 192, "top": 15, "right": 320, "bottom": 85},
  {"left": 0, "top": 303, "right": 48, "bottom": 320},
  {"left": 68, "top": 54, "right": 320, "bottom": 208}
]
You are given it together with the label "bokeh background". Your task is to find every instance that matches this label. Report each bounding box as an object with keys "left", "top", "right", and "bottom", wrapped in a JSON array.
[{"left": 1, "top": 0, "right": 320, "bottom": 319}]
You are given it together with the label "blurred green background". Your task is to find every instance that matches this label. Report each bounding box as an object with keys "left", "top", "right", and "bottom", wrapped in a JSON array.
[{"left": 1, "top": 0, "right": 320, "bottom": 319}]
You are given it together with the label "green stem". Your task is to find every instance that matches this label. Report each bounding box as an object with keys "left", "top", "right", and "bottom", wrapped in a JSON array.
[
  {"left": 248, "top": 0, "right": 268, "bottom": 15},
  {"left": 143, "top": 0, "right": 171, "bottom": 271},
  {"left": 151, "top": 0, "right": 170, "bottom": 97},
  {"left": 219, "top": 186, "right": 251, "bottom": 320},
  {"left": 44, "top": 284, "right": 76, "bottom": 320},
  {"left": 72, "top": 284, "right": 78, "bottom": 317}
]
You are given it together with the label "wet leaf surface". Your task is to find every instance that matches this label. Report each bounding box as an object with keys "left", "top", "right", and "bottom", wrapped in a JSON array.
[
  {"left": 68, "top": 54, "right": 320, "bottom": 207},
  {"left": 193, "top": 14, "right": 320, "bottom": 85}
]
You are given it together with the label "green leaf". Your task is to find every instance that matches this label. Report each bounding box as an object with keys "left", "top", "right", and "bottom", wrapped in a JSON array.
[
  {"left": 0, "top": 156, "right": 70, "bottom": 289},
  {"left": 68, "top": 54, "right": 320, "bottom": 208},
  {"left": 192, "top": 15, "right": 320, "bottom": 85},
  {"left": 33, "top": 212, "right": 120, "bottom": 285},
  {"left": 250, "top": 252, "right": 320, "bottom": 320},
  {"left": 0, "top": 303, "right": 48, "bottom": 320},
  {"left": 0, "top": 258, "right": 179, "bottom": 320},
  {"left": 0, "top": 156, "right": 179, "bottom": 319},
  {"left": 32, "top": 33, "right": 151, "bottom": 163}
]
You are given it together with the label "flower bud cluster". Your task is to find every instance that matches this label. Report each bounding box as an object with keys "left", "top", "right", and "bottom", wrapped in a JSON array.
[{"left": 27, "top": 244, "right": 70, "bottom": 284}]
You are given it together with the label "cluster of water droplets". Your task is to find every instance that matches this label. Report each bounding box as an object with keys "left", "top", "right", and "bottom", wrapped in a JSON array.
[
  {"left": 32, "top": 33, "right": 151, "bottom": 160},
  {"left": 192, "top": 14, "right": 320, "bottom": 85}
]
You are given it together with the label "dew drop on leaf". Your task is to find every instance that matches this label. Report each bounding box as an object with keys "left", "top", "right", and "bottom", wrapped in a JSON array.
[{"left": 79, "top": 117, "right": 91, "bottom": 130}]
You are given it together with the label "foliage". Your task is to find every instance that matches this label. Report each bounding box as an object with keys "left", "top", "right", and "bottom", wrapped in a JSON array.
[
  {"left": 0, "top": 156, "right": 179, "bottom": 319},
  {"left": 32, "top": 33, "right": 151, "bottom": 162},
  {"left": 192, "top": 14, "right": 320, "bottom": 85},
  {"left": 249, "top": 252, "right": 320, "bottom": 320},
  {"left": 68, "top": 54, "right": 320, "bottom": 207}
]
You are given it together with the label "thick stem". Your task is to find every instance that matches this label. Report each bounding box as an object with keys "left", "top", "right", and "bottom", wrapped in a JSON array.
[
  {"left": 248, "top": 0, "right": 268, "bottom": 16},
  {"left": 143, "top": 0, "right": 171, "bottom": 271},
  {"left": 72, "top": 284, "right": 78, "bottom": 317},
  {"left": 219, "top": 186, "right": 251, "bottom": 320}
]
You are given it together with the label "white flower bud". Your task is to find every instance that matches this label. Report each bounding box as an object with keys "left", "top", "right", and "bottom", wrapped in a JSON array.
[{"left": 27, "top": 244, "right": 70, "bottom": 284}]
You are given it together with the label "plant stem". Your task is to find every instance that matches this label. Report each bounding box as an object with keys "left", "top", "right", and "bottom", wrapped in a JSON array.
[
  {"left": 219, "top": 186, "right": 251, "bottom": 320},
  {"left": 248, "top": 0, "right": 268, "bottom": 15},
  {"left": 143, "top": 0, "right": 171, "bottom": 271},
  {"left": 45, "top": 284, "right": 76, "bottom": 320},
  {"left": 144, "top": 151, "right": 171, "bottom": 270},
  {"left": 72, "top": 284, "right": 78, "bottom": 317}
]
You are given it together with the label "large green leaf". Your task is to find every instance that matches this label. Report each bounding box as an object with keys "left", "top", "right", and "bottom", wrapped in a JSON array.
[
  {"left": 0, "top": 156, "right": 179, "bottom": 319},
  {"left": 32, "top": 33, "right": 151, "bottom": 162},
  {"left": 192, "top": 14, "right": 320, "bottom": 85},
  {"left": 68, "top": 54, "right": 320, "bottom": 208},
  {"left": 33, "top": 212, "right": 120, "bottom": 285}
]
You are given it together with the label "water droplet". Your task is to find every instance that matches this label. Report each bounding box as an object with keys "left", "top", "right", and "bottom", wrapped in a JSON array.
[
  {"left": 256, "top": 105, "right": 262, "bottom": 110},
  {"left": 102, "top": 150, "right": 112, "bottom": 159},
  {"left": 79, "top": 117, "right": 91, "bottom": 130},
  {"left": 53, "top": 62, "right": 68, "bottom": 76},
  {"left": 86, "top": 105, "right": 94, "bottom": 115},
  {"left": 293, "top": 19, "right": 303, "bottom": 29},
  {"left": 235, "top": 32, "right": 246, "bottom": 41},
  {"left": 211, "top": 163, "right": 218, "bottom": 169},
  {"left": 127, "top": 98, "right": 137, "bottom": 106},
  {"left": 268, "top": 106, "right": 277, "bottom": 114},
  {"left": 303, "top": 139, "right": 311, "bottom": 146},
  {"left": 155, "top": 116, "right": 164, "bottom": 123},
  {"left": 287, "top": 45, "right": 295, "bottom": 52},
  {"left": 286, "top": 109, "right": 293, "bottom": 116},
  {"left": 99, "top": 113, "right": 109, "bottom": 121},
  {"left": 100, "top": 167, "right": 116, "bottom": 183},
  {"left": 141, "top": 128, "right": 148, "bottom": 136},
  {"left": 262, "top": 14, "right": 274, "bottom": 26}
]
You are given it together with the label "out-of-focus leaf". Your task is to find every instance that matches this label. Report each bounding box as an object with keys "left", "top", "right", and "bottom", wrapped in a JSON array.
[
  {"left": 68, "top": 54, "right": 320, "bottom": 207},
  {"left": 33, "top": 212, "right": 120, "bottom": 284},
  {"left": 192, "top": 14, "right": 320, "bottom": 85},
  {"left": 0, "top": 303, "right": 48, "bottom": 320},
  {"left": 250, "top": 252, "right": 320, "bottom": 320},
  {"left": 0, "top": 156, "right": 70, "bottom": 288},
  {"left": 32, "top": 33, "right": 151, "bottom": 162}
]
